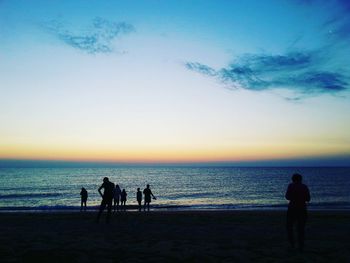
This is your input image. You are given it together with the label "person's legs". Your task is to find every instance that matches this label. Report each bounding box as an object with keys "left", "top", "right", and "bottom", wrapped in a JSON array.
[
  {"left": 286, "top": 208, "right": 296, "bottom": 248},
  {"left": 114, "top": 198, "right": 119, "bottom": 212},
  {"left": 116, "top": 198, "right": 120, "bottom": 211},
  {"left": 80, "top": 200, "right": 83, "bottom": 211},
  {"left": 138, "top": 200, "right": 141, "bottom": 211},
  {"left": 96, "top": 200, "right": 107, "bottom": 222},
  {"left": 106, "top": 199, "right": 112, "bottom": 223},
  {"left": 296, "top": 210, "right": 307, "bottom": 252}
]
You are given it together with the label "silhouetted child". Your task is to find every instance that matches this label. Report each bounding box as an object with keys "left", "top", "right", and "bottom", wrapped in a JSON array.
[
  {"left": 114, "top": 184, "right": 121, "bottom": 212},
  {"left": 96, "top": 177, "right": 115, "bottom": 223},
  {"left": 137, "top": 188, "right": 142, "bottom": 211},
  {"left": 121, "top": 189, "right": 127, "bottom": 210},
  {"left": 143, "top": 184, "right": 156, "bottom": 211},
  {"left": 80, "top": 187, "right": 88, "bottom": 211},
  {"left": 285, "top": 173, "right": 310, "bottom": 252}
]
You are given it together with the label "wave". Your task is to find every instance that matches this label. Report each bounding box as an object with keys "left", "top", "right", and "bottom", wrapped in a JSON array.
[
  {"left": 0, "top": 193, "right": 62, "bottom": 199},
  {"left": 308, "top": 201, "right": 350, "bottom": 207},
  {"left": 165, "top": 192, "right": 218, "bottom": 199},
  {"left": 0, "top": 205, "right": 95, "bottom": 211}
]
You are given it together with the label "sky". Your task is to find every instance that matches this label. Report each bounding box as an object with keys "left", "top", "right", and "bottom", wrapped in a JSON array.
[{"left": 0, "top": 0, "right": 350, "bottom": 165}]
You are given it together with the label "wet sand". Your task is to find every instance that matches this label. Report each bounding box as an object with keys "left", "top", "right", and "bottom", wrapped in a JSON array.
[{"left": 0, "top": 210, "right": 349, "bottom": 262}]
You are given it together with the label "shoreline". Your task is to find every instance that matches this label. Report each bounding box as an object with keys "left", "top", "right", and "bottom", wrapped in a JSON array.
[
  {"left": 1, "top": 204, "right": 350, "bottom": 213},
  {"left": 1, "top": 209, "right": 350, "bottom": 217}
]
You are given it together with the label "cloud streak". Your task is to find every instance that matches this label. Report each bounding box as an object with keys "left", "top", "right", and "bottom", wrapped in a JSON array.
[
  {"left": 185, "top": 51, "right": 349, "bottom": 99},
  {"left": 44, "top": 17, "right": 135, "bottom": 54}
]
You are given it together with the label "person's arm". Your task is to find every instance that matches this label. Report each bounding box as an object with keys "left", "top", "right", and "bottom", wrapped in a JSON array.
[
  {"left": 285, "top": 184, "right": 291, "bottom": 200},
  {"left": 98, "top": 185, "right": 104, "bottom": 198},
  {"left": 151, "top": 190, "right": 156, "bottom": 199},
  {"left": 305, "top": 186, "right": 310, "bottom": 202}
]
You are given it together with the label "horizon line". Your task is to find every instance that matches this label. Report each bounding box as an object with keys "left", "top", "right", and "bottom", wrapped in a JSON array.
[{"left": 1, "top": 156, "right": 350, "bottom": 168}]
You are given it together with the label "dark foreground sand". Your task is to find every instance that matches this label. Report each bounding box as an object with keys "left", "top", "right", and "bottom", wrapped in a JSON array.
[{"left": 0, "top": 210, "right": 349, "bottom": 263}]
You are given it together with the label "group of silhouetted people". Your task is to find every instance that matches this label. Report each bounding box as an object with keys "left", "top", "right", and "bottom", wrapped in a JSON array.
[
  {"left": 136, "top": 186, "right": 155, "bottom": 211},
  {"left": 113, "top": 184, "right": 127, "bottom": 212},
  {"left": 80, "top": 177, "right": 157, "bottom": 223},
  {"left": 80, "top": 173, "right": 310, "bottom": 252}
]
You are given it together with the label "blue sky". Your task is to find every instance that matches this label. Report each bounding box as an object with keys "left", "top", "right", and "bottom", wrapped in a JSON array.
[{"left": 0, "top": 0, "right": 350, "bottom": 165}]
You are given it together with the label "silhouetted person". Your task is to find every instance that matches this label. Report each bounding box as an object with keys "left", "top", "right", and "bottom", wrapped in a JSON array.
[
  {"left": 121, "top": 189, "right": 127, "bottom": 210},
  {"left": 96, "top": 177, "right": 115, "bottom": 223},
  {"left": 137, "top": 188, "right": 142, "bottom": 211},
  {"left": 80, "top": 187, "right": 88, "bottom": 211},
  {"left": 114, "top": 184, "right": 121, "bottom": 212},
  {"left": 143, "top": 184, "right": 156, "bottom": 211},
  {"left": 285, "top": 173, "right": 310, "bottom": 252}
]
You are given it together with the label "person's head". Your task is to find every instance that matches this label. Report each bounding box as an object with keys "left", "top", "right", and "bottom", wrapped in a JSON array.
[
  {"left": 103, "top": 177, "right": 109, "bottom": 183},
  {"left": 292, "top": 173, "right": 302, "bottom": 183},
  {"left": 147, "top": 184, "right": 150, "bottom": 188},
  {"left": 122, "top": 189, "right": 126, "bottom": 192},
  {"left": 81, "top": 187, "right": 85, "bottom": 191},
  {"left": 116, "top": 184, "right": 119, "bottom": 188},
  {"left": 137, "top": 188, "right": 140, "bottom": 191}
]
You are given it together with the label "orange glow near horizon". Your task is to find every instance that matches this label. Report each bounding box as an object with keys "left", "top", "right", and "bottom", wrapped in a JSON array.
[{"left": 1, "top": 142, "right": 349, "bottom": 163}]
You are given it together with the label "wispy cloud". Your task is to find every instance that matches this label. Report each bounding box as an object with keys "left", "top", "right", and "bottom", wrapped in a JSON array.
[
  {"left": 185, "top": 62, "right": 217, "bottom": 76},
  {"left": 185, "top": 50, "right": 349, "bottom": 99},
  {"left": 44, "top": 17, "right": 135, "bottom": 54}
]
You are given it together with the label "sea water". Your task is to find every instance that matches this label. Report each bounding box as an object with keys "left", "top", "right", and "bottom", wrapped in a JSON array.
[{"left": 0, "top": 167, "right": 349, "bottom": 211}]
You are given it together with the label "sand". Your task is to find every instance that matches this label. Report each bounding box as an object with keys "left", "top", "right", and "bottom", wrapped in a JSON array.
[{"left": 0, "top": 210, "right": 349, "bottom": 262}]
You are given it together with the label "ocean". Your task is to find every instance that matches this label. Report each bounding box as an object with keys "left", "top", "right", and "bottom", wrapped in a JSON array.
[{"left": 0, "top": 167, "right": 349, "bottom": 211}]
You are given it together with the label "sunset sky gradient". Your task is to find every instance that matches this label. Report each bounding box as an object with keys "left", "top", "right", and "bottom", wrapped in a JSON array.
[{"left": 1, "top": 0, "right": 350, "bottom": 165}]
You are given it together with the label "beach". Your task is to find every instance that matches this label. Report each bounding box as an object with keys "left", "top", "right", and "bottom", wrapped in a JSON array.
[{"left": 0, "top": 210, "right": 349, "bottom": 262}]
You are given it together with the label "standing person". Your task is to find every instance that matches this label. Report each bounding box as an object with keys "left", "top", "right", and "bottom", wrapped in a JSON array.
[
  {"left": 285, "top": 173, "right": 311, "bottom": 252},
  {"left": 121, "top": 189, "right": 127, "bottom": 210},
  {"left": 136, "top": 188, "right": 142, "bottom": 211},
  {"left": 80, "top": 187, "right": 88, "bottom": 211},
  {"left": 143, "top": 184, "right": 156, "bottom": 211},
  {"left": 96, "top": 177, "right": 115, "bottom": 223},
  {"left": 114, "top": 184, "right": 121, "bottom": 212}
]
